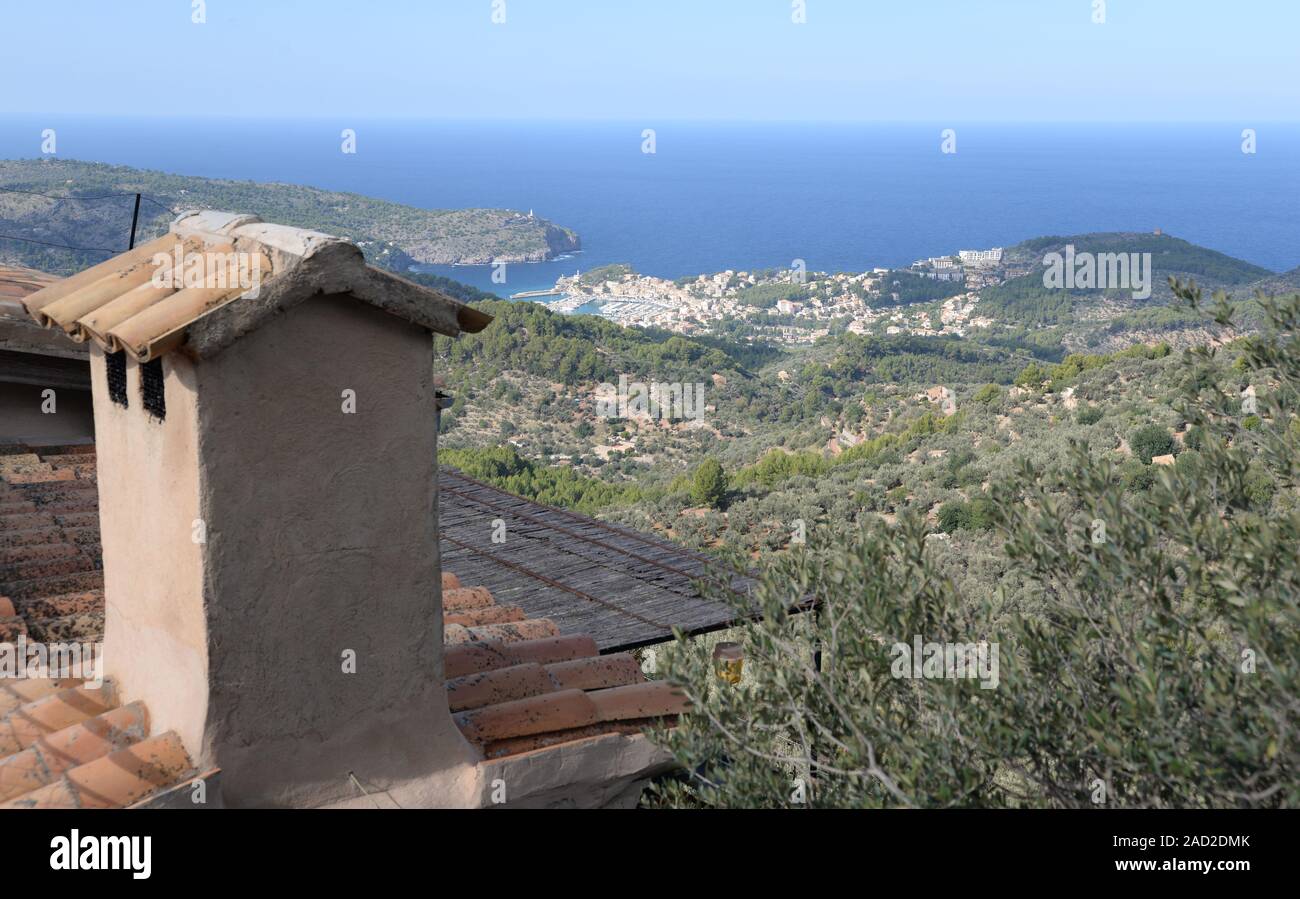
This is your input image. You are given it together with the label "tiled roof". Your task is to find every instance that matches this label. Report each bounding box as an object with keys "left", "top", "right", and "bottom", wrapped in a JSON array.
[
  {"left": 0, "top": 679, "right": 198, "bottom": 809},
  {"left": 0, "top": 443, "right": 205, "bottom": 809},
  {"left": 1, "top": 444, "right": 688, "bottom": 804},
  {"left": 0, "top": 445, "right": 103, "bottom": 646},
  {"left": 0, "top": 264, "right": 58, "bottom": 303},
  {"left": 19, "top": 211, "right": 491, "bottom": 363},
  {"left": 442, "top": 568, "right": 688, "bottom": 759},
  {"left": 0, "top": 264, "right": 88, "bottom": 364},
  {"left": 440, "top": 469, "right": 753, "bottom": 650}
]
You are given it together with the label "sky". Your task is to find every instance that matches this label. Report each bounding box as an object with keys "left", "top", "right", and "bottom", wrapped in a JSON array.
[{"left": 2, "top": 0, "right": 1298, "bottom": 122}]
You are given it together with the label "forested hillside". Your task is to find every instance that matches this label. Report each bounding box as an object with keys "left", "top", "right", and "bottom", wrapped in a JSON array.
[{"left": 0, "top": 158, "right": 579, "bottom": 275}]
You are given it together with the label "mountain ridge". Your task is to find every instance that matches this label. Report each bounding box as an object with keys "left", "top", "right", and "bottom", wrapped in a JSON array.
[{"left": 0, "top": 158, "right": 581, "bottom": 275}]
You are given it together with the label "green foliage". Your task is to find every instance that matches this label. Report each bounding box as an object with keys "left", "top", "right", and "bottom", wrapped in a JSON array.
[
  {"left": 1014, "top": 361, "right": 1046, "bottom": 388},
  {"left": 935, "top": 500, "right": 967, "bottom": 532},
  {"left": 873, "top": 270, "right": 966, "bottom": 306},
  {"left": 731, "top": 411, "right": 959, "bottom": 493},
  {"left": 1017, "top": 345, "right": 1171, "bottom": 393},
  {"left": 648, "top": 282, "right": 1300, "bottom": 809},
  {"left": 579, "top": 263, "right": 634, "bottom": 286},
  {"left": 440, "top": 446, "right": 643, "bottom": 512},
  {"left": 1014, "top": 232, "right": 1272, "bottom": 286},
  {"left": 973, "top": 383, "right": 1001, "bottom": 404},
  {"left": 1130, "top": 423, "right": 1175, "bottom": 463},
  {"left": 731, "top": 450, "right": 830, "bottom": 489},
  {"left": 1076, "top": 405, "right": 1103, "bottom": 425},
  {"left": 936, "top": 497, "right": 996, "bottom": 533},
  {"left": 0, "top": 158, "right": 577, "bottom": 276},
  {"left": 1047, "top": 353, "right": 1108, "bottom": 389},
  {"left": 690, "top": 459, "right": 728, "bottom": 509},
  {"left": 978, "top": 275, "right": 1074, "bottom": 326},
  {"left": 822, "top": 334, "right": 1028, "bottom": 388},
  {"left": 435, "top": 299, "right": 745, "bottom": 387},
  {"left": 735, "top": 282, "right": 809, "bottom": 309},
  {"left": 1119, "top": 457, "right": 1155, "bottom": 492},
  {"left": 399, "top": 271, "right": 500, "bottom": 304}
]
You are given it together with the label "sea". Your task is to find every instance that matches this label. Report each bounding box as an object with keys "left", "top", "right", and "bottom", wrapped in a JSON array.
[{"left": 2, "top": 118, "right": 1299, "bottom": 297}]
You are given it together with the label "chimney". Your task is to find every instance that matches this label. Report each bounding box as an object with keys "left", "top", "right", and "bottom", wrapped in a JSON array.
[{"left": 21, "top": 212, "right": 492, "bottom": 807}]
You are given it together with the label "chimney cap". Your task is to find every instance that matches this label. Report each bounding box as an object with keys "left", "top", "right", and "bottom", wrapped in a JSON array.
[{"left": 20, "top": 211, "right": 492, "bottom": 363}]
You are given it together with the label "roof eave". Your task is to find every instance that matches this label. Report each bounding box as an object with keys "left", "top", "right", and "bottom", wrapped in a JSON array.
[{"left": 181, "top": 246, "right": 491, "bottom": 359}]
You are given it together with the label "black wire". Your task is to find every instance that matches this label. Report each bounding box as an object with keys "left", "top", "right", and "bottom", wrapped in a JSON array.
[
  {"left": 0, "top": 185, "right": 177, "bottom": 215},
  {"left": 0, "top": 186, "right": 177, "bottom": 254},
  {"left": 0, "top": 233, "right": 119, "bottom": 254},
  {"left": 2, "top": 185, "right": 533, "bottom": 254},
  {"left": 1, "top": 184, "right": 559, "bottom": 249},
  {"left": 136, "top": 194, "right": 178, "bottom": 214}
]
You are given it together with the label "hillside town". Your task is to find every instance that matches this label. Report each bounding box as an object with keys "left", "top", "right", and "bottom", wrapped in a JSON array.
[{"left": 536, "top": 247, "right": 1011, "bottom": 344}]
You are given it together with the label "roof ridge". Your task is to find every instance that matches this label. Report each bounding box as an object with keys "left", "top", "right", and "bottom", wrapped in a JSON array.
[{"left": 18, "top": 211, "right": 491, "bottom": 363}]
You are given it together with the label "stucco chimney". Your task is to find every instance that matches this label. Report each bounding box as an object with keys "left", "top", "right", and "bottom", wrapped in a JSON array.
[{"left": 21, "top": 212, "right": 492, "bottom": 806}]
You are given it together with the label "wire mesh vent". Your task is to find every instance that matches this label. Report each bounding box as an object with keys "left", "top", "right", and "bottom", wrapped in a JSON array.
[
  {"left": 141, "top": 357, "right": 166, "bottom": 420},
  {"left": 106, "top": 351, "right": 128, "bottom": 407}
]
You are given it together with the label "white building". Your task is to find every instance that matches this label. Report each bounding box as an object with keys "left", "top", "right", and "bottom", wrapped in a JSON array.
[{"left": 959, "top": 248, "right": 1003, "bottom": 265}]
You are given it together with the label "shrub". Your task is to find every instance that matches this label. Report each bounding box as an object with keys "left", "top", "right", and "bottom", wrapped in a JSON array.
[
  {"left": 1130, "top": 423, "right": 1174, "bottom": 463},
  {"left": 936, "top": 500, "right": 970, "bottom": 532},
  {"left": 648, "top": 281, "right": 1300, "bottom": 808},
  {"left": 1119, "top": 457, "right": 1155, "bottom": 492},
  {"left": 1014, "top": 361, "right": 1046, "bottom": 388},
  {"left": 937, "top": 497, "right": 996, "bottom": 533},
  {"left": 691, "top": 459, "right": 728, "bottom": 508}
]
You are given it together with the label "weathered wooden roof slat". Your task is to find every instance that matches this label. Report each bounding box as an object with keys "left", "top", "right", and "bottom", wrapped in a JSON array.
[{"left": 438, "top": 470, "right": 752, "bottom": 651}]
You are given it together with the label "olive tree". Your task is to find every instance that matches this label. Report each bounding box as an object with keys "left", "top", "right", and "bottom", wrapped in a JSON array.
[{"left": 649, "top": 282, "right": 1300, "bottom": 808}]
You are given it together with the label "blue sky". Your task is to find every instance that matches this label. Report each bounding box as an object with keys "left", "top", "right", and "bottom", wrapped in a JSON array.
[{"left": 3, "top": 0, "right": 1297, "bottom": 121}]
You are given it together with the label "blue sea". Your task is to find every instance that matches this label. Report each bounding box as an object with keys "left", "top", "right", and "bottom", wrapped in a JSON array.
[{"left": 3, "top": 118, "right": 1299, "bottom": 295}]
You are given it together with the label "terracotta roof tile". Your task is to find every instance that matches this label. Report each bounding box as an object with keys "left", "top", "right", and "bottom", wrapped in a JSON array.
[
  {"left": 0, "top": 683, "right": 116, "bottom": 755},
  {"left": 444, "top": 603, "right": 526, "bottom": 628},
  {"left": 0, "top": 616, "right": 27, "bottom": 642},
  {"left": 443, "top": 585, "right": 494, "bottom": 611},
  {"left": 446, "top": 662, "right": 556, "bottom": 713},
  {"left": 588, "top": 681, "right": 690, "bottom": 722},
  {"left": 443, "top": 634, "right": 599, "bottom": 680},
  {"left": 443, "top": 623, "right": 472, "bottom": 644},
  {"left": 0, "top": 678, "right": 84, "bottom": 718},
  {"left": 454, "top": 680, "right": 689, "bottom": 749},
  {"left": 19, "top": 211, "right": 489, "bottom": 363},
  {"left": 446, "top": 653, "right": 643, "bottom": 713},
  {"left": 13, "top": 589, "right": 102, "bottom": 619},
  {"left": 463, "top": 618, "right": 560, "bottom": 644},
  {"left": 2, "top": 438, "right": 683, "bottom": 787},
  {"left": 483, "top": 720, "right": 664, "bottom": 760},
  {"left": 0, "top": 264, "right": 58, "bottom": 299},
  {"left": 455, "top": 688, "right": 602, "bottom": 744},
  {"left": 0, "top": 702, "right": 149, "bottom": 803},
  {"left": 545, "top": 653, "right": 644, "bottom": 692},
  {"left": 26, "top": 611, "right": 104, "bottom": 643},
  {"left": 0, "top": 731, "right": 194, "bottom": 809},
  {"left": 1, "top": 450, "right": 108, "bottom": 651}
]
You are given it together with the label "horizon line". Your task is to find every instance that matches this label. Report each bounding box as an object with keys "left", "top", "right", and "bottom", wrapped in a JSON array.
[{"left": 2, "top": 113, "right": 1300, "bottom": 127}]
